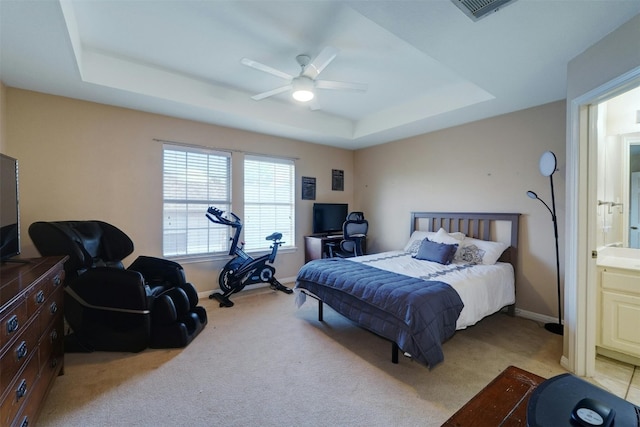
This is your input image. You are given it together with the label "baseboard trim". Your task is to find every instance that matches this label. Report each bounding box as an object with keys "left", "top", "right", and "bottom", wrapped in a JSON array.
[{"left": 515, "top": 308, "right": 560, "bottom": 325}]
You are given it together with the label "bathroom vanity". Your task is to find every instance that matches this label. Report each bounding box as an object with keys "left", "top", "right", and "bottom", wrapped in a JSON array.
[{"left": 597, "top": 247, "right": 640, "bottom": 365}]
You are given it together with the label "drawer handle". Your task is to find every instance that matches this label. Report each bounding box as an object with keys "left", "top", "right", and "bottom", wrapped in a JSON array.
[
  {"left": 16, "top": 341, "right": 27, "bottom": 360},
  {"left": 50, "top": 357, "right": 59, "bottom": 369},
  {"left": 53, "top": 275, "right": 62, "bottom": 286},
  {"left": 16, "top": 379, "right": 27, "bottom": 399},
  {"left": 36, "top": 290, "right": 45, "bottom": 304},
  {"left": 50, "top": 302, "right": 58, "bottom": 315},
  {"left": 6, "top": 314, "right": 19, "bottom": 334},
  {"left": 20, "top": 416, "right": 28, "bottom": 427},
  {"left": 50, "top": 329, "right": 59, "bottom": 342}
]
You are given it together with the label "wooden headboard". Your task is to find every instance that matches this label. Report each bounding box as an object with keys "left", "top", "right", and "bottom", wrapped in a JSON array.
[{"left": 410, "top": 211, "right": 520, "bottom": 270}]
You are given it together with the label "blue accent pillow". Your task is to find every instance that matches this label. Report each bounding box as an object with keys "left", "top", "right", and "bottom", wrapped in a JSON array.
[{"left": 412, "top": 238, "right": 458, "bottom": 265}]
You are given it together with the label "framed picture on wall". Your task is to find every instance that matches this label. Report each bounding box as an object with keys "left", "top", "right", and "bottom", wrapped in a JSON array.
[
  {"left": 332, "top": 169, "right": 344, "bottom": 191},
  {"left": 302, "top": 176, "right": 316, "bottom": 200}
]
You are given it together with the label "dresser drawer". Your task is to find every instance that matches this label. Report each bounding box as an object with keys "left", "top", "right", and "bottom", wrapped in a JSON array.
[
  {"left": 39, "top": 313, "right": 64, "bottom": 372},
  {"left": 0, "top": 344, "right": 39, "bottom": 427},
  {"left": 0, "top": 318, "right": 40, "bottom": 393},
  {"left": 34, "top": 287, "right": 63, "bottom": 340},
  {"left": 0, "top": 296, "right": 28, "bottom": 354},
  {"left": 26, "top": 268, "right": 64, "bottom": 319}
]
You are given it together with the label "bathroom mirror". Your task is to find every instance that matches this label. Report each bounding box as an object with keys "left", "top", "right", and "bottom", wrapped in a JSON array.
[
  {"left": 622, "top": 136, "right": 640, "bottom": 248},
  {"left": 596, "top": 85, "right": 640, "bottom": 249}
]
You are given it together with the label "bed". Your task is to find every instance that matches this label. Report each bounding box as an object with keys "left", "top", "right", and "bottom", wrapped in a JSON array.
[{"left": 295, "top": 212, "right": 520, "bottom": 368}]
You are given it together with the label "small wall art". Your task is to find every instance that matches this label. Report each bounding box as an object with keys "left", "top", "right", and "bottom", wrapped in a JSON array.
[
  {"left": 332, "top": 169, "right": 344, "bottom": 191},
  {"left": 302, "top": 176, "right": 316, "bottom": 200}
]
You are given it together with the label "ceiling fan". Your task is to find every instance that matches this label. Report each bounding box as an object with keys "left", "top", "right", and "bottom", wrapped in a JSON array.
[{"left": 241, "top": 46, "right": 367, "bottom": 106}]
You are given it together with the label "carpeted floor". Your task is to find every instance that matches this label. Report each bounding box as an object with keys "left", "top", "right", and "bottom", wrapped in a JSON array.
[{"left": 37, "top": 287, "right": 566, "bottom": 426}]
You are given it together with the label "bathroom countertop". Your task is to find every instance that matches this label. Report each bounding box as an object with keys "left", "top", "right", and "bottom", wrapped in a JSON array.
[{"left": 597, "top": 247, "right": 640, "bottom": 271}]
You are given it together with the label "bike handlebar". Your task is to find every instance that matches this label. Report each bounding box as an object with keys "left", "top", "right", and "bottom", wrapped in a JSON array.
[{"left": 206, "top": 207, "right": 241, "bottom": 228}]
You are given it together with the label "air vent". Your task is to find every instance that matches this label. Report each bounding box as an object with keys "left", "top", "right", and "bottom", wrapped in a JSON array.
[{"left": 451, "top": 0, "right": 518, "bottom": 21}]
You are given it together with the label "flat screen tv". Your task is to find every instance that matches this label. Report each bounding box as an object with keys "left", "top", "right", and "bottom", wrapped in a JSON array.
[
  {"left": 0, "top": 154, "right": 20, "bottom": 261},
  {"left": 312, "top": 203, "right": 348, "bottom": 235}
]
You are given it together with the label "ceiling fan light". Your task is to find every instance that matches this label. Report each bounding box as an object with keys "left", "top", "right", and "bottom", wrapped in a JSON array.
[
  {"left": 292, "top": 77, "right": 315, "bottom": 102},
  {"left": 292, "top": 89, "right": 314, "bottom": 102}
]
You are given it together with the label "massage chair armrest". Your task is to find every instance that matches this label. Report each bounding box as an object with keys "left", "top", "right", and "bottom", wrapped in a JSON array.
[
  {"left": 128, "top": 255, "right": 187, "bottom": 286},
  {"left": 68, "top": 267, "right": 150, "bottom": 311},
  {"left": 128, "top": 256, "right": 199, "bottom": 308}
]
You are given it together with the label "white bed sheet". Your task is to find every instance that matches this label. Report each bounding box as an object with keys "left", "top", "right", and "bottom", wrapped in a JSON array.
[{"left": 349, "top": 251, "right": 515, "bottom": 330}]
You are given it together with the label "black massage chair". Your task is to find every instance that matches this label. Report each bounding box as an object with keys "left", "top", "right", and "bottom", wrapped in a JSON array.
[{"left": 29, "top": 220, "right": 207, "bottom": 352}]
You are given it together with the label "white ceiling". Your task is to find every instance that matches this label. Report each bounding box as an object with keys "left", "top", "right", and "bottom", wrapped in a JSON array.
[{"left": 1, "top": 1, "right": 639, "bottom": 150}]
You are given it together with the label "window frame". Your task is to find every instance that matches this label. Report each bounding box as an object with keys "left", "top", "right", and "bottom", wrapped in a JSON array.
[
  {"left": 243, "top": 154, "right": 296, "bottom": 252},
  {"left": 162, "top": 144, "right": 232, "bottom": 258}
]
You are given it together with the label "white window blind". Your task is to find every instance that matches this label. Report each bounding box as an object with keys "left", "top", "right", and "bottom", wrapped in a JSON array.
[
  {"left": 163, "top": 145, "right": 231, "bottom": 257},
  {"left": 244, "top": 155, "right": 295, "bottom": 251}
]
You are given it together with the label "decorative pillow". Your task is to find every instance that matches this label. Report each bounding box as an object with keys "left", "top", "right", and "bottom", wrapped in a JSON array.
[
  {"left": 455, "top": 237, "right": 508, "bottom": 265},
  {"left": 456, "top": 245, "right": 485, "bottom": 264},
  {"left": 403, "top": 228, "right": 465, "bottom": 255},
  {"left": 412, "top": 239, "right": 458, "bottom": 265},
  {"left": 403, "top": 231, "right": 436, "bottom": 254}
]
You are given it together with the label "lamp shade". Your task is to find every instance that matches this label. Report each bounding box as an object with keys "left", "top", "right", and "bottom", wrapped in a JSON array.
[{"left": 539, "top": 151, "right": 557, "bottom": 177}]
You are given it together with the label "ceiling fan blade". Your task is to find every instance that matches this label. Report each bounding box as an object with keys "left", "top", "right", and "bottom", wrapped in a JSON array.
[
  {"left": 241, "top": 58, "right": 293, "bottom": 80},
  {"left": 315, "top": 80, "right": 368, "bottom": 92},
  {"left": 251, "top": 84, "right": 292, "bottom": 101},
  {"left": 302, "top": 46, "right": 339, "bottom": 79}
]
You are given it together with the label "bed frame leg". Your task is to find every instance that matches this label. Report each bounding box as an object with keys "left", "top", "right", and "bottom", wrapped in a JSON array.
[
  {"left": 318, "top": 299, "right": 324, "bottom": 322},
  {"left": 392, "top": 342, "right": 399, "bottom": 364}
]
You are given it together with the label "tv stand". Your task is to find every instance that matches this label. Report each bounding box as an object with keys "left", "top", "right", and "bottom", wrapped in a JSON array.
[{"left": 304, "top": 234, "right": 366, "bottom": 262}]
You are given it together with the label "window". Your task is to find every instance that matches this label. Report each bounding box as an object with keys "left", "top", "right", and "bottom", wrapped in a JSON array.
[
  {"left": 163, "top": 145, "right": 231, "bottom": 257},
  {"left": 244, "top": 155, "right": 295, "bottom": 251}
]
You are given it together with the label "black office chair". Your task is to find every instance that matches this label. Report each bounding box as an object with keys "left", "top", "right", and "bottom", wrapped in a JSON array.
[
  {"left": 29, "top": 220, "right": 207, "bottom": 352},
  {"left": 329, "top": 212, "right": 368, "bottom": 258}
]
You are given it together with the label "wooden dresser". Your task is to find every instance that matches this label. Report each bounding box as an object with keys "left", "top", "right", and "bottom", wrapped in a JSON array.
[
  {"left": 442, "top": 365, "right": 546, "bottom": 426},
  {"left": 0, "top": 256, "right": 67, "bottom": 427}
]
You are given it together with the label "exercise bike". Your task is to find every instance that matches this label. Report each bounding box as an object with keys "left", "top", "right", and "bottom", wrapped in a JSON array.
[{"left": 206, "top": 207, "right": 293, "bottom": 307}]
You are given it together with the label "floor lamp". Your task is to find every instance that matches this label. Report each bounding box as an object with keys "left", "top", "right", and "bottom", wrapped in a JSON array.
[{"left": 527, "top": 151, "right": 563, "bottom": 336}]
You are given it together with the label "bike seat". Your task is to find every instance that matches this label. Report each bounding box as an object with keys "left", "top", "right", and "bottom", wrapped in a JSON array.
[{"left": 265, "top": 232, "right": 282, "bottom": 241}]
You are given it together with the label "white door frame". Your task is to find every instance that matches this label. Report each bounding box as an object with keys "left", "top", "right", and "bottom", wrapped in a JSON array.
[{"left": 566, "top": 67, "right": 640, "bottom": 376}]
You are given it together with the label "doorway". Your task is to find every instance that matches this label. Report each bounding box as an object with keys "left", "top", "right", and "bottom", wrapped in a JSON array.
[{"left": 586, "top": 80, "right": 640, "bottom": 376}]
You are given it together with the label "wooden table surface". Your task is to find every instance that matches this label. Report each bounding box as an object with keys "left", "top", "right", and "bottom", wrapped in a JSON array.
[{"left": 441, "top": 365, "right": 546, "bottom": 426}]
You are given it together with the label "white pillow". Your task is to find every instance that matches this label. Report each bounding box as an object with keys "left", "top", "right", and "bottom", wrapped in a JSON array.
[
  {"left": 455, "top": 237, "right": 508, "bottom": 265},
  {"left": 431, "top": 228, "right": 465, "bottom": 244},
  {"left": 428, "top": 228, "right": 465, "bottom": 259}
]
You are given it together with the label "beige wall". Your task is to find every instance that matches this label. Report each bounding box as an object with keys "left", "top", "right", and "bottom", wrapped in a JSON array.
[
  {"left": 5, "top": 88, "right": 354, "bottom": 292},
  {"left": 4, "top": 85, "right": 567, "bottom": 318},
  {"left": 564, "top": 12, "right": 640, "bottom": 374},
  {"left": 354, "top": 101, "right": 567, "bottom": 317}
]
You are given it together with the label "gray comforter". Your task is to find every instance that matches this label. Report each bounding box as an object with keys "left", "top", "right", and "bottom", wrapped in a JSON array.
[{"left": 295, "top": 257, "right": 464, "bottom": 368}]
